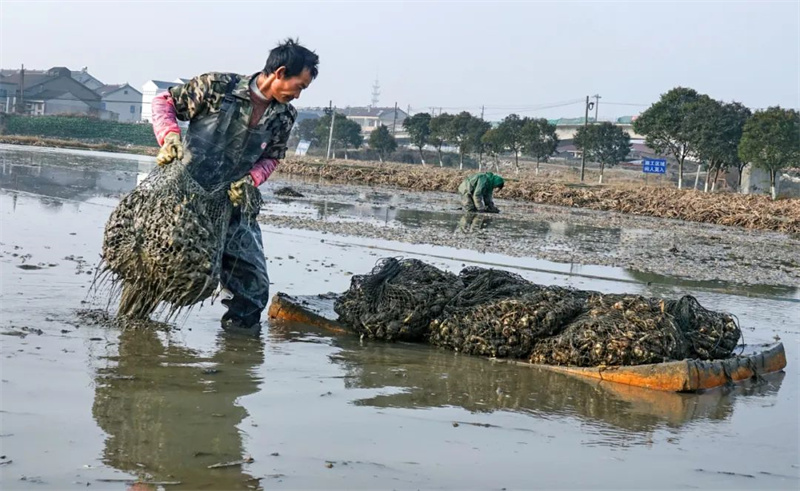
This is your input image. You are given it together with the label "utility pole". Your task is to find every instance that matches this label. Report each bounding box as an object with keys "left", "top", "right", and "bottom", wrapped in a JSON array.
[
  {"left": 326, "top": 100, "right": 336, "bottom": 160},
  {"left": 480, "top": 105, "right": 485, "bottom": 120},
  {"left": 17, "top": 64, "right": 25, "bottom": 114},
  {"left": 593, "top": 94, "right": 600, "bottom": 122},
  {"left": 580, "top": 95, "right": 589, "bottom": 182},
  {"left": 392, "top": 101, "right": 398, "bottom": 135}
]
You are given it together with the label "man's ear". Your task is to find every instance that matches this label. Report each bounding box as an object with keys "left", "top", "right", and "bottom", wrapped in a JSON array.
[{"left": 275, "top": 66, "right": 287, "bottom": 80}]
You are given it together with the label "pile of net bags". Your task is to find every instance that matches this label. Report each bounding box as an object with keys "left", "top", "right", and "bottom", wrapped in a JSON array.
[
  {"left": 334, "top": 258, "right": 741, "bottom": 367},
  {"left": 99, "top": 163, "right": 235, "bottom": 319}
]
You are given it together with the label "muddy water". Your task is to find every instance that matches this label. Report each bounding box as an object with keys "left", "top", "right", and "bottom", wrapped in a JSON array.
[{"left": 1, "top": 146, "right": 798, "bottom": 490}]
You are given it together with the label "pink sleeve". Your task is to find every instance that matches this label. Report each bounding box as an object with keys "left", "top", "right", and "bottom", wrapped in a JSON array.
[
  {"left": 249, "top": 157, "right": 280, "bottom": 187},
  {"left": 151, "top": 92, "right": 181, "bottom": 145}
]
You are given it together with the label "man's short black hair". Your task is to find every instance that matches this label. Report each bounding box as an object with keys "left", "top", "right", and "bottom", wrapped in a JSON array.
[
  {"left": 497, "top": 182, "right": 504, "bottom": 190},
  {"left": 264, "top": 38, "right": 319, "bottom": 79}
]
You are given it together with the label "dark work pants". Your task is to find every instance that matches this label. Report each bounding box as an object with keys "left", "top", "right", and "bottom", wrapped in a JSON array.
[{"left": 220, "top": 208, "right": 269, "bottom": 326}]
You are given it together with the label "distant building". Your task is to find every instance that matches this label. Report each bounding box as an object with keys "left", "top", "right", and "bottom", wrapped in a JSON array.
[
  {"left": 339, "top": 106, "right": 408, "bottom": 137},
  {"left": 71, "top": 67, "right": 104, "bottom": 91},
  {"left": 0, "top": 67, "right": 116, "bottom": 119},
  {"left": 141, "top": 78, "right": 187, "bottom": 123},
  {"left": 97, "top": 83, "right": 143, "bottom": 123}
]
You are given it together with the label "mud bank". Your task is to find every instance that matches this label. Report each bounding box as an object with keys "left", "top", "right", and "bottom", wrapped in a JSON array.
[
  {"left": 277, "top": 158, "right": 800, "bottom": 234},
  {"left": 1, "top": 147, "right": 798, "bottom": 489},
  {"left": 0, "top": 136, "right": 157, "bottom": 157},
  {"left": 257, "top": 182, "right": 800, "bottom": 289}
]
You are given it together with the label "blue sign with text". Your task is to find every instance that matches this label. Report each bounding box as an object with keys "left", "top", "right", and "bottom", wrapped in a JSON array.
[{"left": 642, "top": 159, "right": 667, "bottom": 174}]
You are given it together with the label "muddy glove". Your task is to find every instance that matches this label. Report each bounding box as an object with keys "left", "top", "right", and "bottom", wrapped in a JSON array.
[
  {"left": 228, "top": 175, "right": 255, "bottom": 207},
  {"left": 156, "top": 132, "right": 184, "bottom": 166}
]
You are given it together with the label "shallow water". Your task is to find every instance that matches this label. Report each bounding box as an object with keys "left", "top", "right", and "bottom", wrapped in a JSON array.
[{"left": 1, "top": 146, "right": 797, "bottom": 490}]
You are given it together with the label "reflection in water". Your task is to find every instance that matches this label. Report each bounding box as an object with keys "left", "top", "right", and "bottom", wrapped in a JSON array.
[
  {"left": 457, "top": 213, "right": 493, "bottom": 233},
  {"left": 626, "top": 268, "right": 800, "bottom": 299},
  {"left": 325, "top": 336, "right": 784, "bottom": 440},
  {"left": 0, "top": 161, "right": 137, "bottom": 201},
  {"left": 92, "top": 329, "right": 264, "bottom": 489}
]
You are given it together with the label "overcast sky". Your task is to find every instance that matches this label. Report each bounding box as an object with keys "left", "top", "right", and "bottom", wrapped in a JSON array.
[{"left": 2, "top": 0, "right": 798, "bottom": 120}]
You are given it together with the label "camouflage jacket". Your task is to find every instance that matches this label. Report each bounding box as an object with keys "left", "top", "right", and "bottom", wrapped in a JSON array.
[{"left": 168, "top": 72, "right": 296, "bottom": 160}]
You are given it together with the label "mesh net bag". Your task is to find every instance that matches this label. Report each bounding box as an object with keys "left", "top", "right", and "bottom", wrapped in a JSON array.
[
  {"left": 662, "top": 295, "right": 741, "bottom": 360},
  {"left": 449, "top": 267, "right": 543, "bottom": 309},
  {"left": 430, "top": 287, "right": 587, "bottom": 358},
  {"left": 333, "top": 260, "right": 742, "bottom": 367},
  {"left": 529, "top": 294, "right": 691, "bottom": 367},
  {"left": 100, "top": 163, "right": 241, "bottom": 319},
  {"left": 333, "top": 258, "right": 463, "bottom": 341}
]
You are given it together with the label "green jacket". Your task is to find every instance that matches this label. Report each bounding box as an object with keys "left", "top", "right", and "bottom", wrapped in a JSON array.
[{"left": 458, "top": 172, "right": 504, "bottom": 209}]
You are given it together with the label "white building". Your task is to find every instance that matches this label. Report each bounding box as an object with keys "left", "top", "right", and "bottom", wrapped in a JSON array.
[
  {"left": 97, "top": 83, "right": 143, "bottom": 123},
  {"left": 141, "top": 78, "right": 188, "bottom": 123}
]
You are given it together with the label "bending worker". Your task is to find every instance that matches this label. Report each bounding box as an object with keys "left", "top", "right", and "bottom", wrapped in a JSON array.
[
  {"left": 150, "top": 39, "right": 319, "bottom": 336},
  {"left": 458, "top": 172, "right": 505, "bottom": 213}
]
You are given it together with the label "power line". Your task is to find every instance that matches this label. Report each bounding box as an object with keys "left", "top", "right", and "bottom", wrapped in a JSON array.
[{"left": 601, "top": 101, "right": 650, "bottom": 107}]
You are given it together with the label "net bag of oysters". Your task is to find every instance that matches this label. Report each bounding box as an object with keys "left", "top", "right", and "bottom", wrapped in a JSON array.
[
  {"left": 333, "top": 257, "right": 464, "bottom": 341},
  {"left": 100, "top": 162, "right": 234, "bottom": 319}
]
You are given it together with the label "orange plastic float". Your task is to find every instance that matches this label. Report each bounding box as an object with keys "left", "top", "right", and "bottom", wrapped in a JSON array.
[{"left": 267, "top": 293, "right": 787, "bottom": 393}]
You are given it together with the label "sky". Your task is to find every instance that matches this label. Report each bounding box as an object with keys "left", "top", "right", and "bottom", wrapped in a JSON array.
[{"left": 1, "top": 0, "right": 798, "bottom": 121}]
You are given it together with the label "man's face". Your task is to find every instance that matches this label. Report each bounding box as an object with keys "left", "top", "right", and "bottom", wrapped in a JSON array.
[{"left": 271, "top": 67, "right": 313, "bottom": 104}]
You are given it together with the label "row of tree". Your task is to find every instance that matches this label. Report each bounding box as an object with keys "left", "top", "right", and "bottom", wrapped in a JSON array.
[
  {"left": 632, "top": 87, "right": 800, "bottom": 196},
  {"left": 295, "top": 90, "right": 798, "bottom": 197},
  {"left": 295, "top": 108, "right": 564, "bottom": 172},
  {"left": 294, "top": 110, "right": 399, "bottom": 161},
  {"left": 403, "top": 112, "right": 560, "bottom": 172}
]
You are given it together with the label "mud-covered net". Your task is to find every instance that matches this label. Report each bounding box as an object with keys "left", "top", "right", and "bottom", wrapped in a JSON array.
[
  {"left": 99, "top": 162, "right": 249, "bottom": 319},
  {"left": 335, "top": 258, "right": 742, "bottom": 366},
  {"left": 333, "top": 258, "right": 463, "bottom": 341},
  {"left": 529, "top": 294, "right": 690, "bottom": 366},
  {"left": 663, "top": 295, "right": 741, "bottom": 360}
]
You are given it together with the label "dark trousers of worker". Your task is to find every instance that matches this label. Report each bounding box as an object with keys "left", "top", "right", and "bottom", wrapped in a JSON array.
[{"left": 219, "top": 207, "right": 269, "bottom": 327}]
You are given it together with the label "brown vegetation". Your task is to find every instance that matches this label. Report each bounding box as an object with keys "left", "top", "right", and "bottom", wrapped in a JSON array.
[{"left": 279, "top": 158, "right": 800, "bottom": 234}]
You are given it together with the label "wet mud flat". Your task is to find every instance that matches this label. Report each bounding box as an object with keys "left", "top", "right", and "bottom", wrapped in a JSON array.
[
  {"left": 256, "top": 178, "right": 800, "bottom": 289},
  {"left": 1, "top": 146, "right": 799, "bottom": 489},
  {"left": 3, "top": 143, "right": 798, "bottom": 289}
]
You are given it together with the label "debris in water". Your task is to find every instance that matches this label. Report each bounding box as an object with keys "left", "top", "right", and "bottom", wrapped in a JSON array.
[
  {"left": 96, "top": 478, "right": 182, "bottom": 485},
  {"left": 274, "top": 186, "right": 305, "bottom": 198},
  {"left": 207, "top": 457, "right": 254, "bottom": 469},
  {"left": 695, "top": 468, "right": 756, "bottom": 479}
]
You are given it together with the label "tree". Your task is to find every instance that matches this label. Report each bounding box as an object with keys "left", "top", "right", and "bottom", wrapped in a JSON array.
[
  {"left": 574, "top": 122, "right": 631, "bottom": 184},
  {"left": 336, "top": 117, "right": 364, "bottom": 159},
  {"left": 738, "top": 106, "right": 800, "bottom": 200},
  {"left": 633, "top": 87, "right": 704, "bottom": 189},
  {"left": 296, "top": 118, "right": 319, "bottom": 144},
  {"left": 446, "top": 111, "right": 479, "bottom": 170},
  {"left": 521, "top": 118, "right": 559, "bottom": 175},
  {"left": 468, "top": 117, "right": 491, "bottom": 170},
  {"left": 403, "top": 112, "right": 432, "bottom": 165},
  {"left": 495, "top": 114, "right": 528, "bottom": 173},
  {"left": 314, "top": 112, "right": 338, "bottom": 157},
  {"left": 689, "top": 98, "right": 752, "bottom": 191},
  {"left": 481, "top": 128, "right": 505, "bottom": 171},
  {"left": 429, "top": 113, "right": 453, "bottom": 167},
  {"left": 368, "top": 124, "right": 397, "bottom": 162}
]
